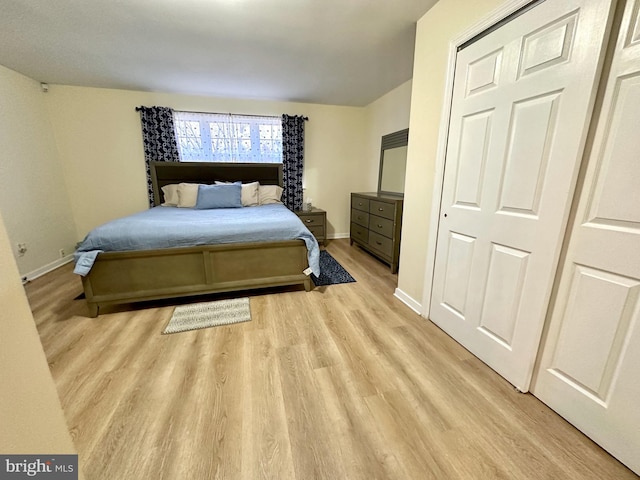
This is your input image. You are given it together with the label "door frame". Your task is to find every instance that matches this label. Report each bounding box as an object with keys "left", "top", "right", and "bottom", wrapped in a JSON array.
[{"left": 419, "top": 0, "right": 599, "bottom": 319}]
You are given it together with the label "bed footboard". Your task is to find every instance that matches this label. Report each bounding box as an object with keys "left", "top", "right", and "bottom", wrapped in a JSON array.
[{"left": 81, "top": 240, "right": 311, "bottom": 317}]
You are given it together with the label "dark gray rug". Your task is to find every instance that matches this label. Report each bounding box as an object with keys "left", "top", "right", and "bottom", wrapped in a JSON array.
[{"left": 311, "top": 251, "right": 356, "bottom": 286}]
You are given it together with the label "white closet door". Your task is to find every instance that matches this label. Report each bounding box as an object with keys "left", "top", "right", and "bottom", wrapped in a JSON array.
[
  {"left": 532, "top": 0, "right": 640, "bottom": 474},
  {"left": 429, "top": 0, "right": 614, "bottom": 391}
]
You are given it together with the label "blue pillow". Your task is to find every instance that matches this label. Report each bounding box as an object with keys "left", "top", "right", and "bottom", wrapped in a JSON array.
[{"left": 195, "top": 184, "right": 242, "bottom": 209}]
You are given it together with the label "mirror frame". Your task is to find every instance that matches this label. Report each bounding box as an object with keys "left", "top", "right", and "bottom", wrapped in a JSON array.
[{"left": 378, "top": 128, "right": 409, "bottom": 197}]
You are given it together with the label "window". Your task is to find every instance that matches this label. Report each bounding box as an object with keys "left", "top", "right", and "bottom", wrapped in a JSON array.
[{"left": 173, "top": 111, "right": 283, "bottom": 163}]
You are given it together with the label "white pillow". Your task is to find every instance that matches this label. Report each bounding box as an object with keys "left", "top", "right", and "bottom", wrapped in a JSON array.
[
  {"left": 177, "top": 183, "right": 200, "bottom": 208},
  {"left": 161, "top": 184, "right": 179, "bottom": 206},
  {"left": 215, "top": 181, "right": 259, "bottom": 207},
  {"left": 258, "top": 185, "right": 284, "bottom": 205},
  {"left": 241, "top": 181, "right": 260, "bottom": 207}
]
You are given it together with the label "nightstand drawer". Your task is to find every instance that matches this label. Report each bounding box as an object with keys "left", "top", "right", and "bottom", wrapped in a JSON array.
[
  {"left": 307, "top": 225, "right": 325, "bottom": 238},
  {"left": 369, "top": 200, "right": 395, "bottom": 220},
  {"left": 352, "top": 197, "right": 370, "bottom": 212},
  {"left": 368, "top": 215, "right": 393, "bottom": 238},
  {"left": 298, "top": 214, "right": 323, "bottom": 227},
  {"left": 368, "top": 231, "right": 393, "bottom": 257},
  {"left": 351, "top": 209, "right": 369, "bottom": 228},
  {"left": 350, "top": 222, "right": 369, "bottom": 243}
]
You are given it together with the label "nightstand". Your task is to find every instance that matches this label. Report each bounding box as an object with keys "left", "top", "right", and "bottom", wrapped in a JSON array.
[{"left": 295, "top": 207, "right": 326, "bottom": 245}]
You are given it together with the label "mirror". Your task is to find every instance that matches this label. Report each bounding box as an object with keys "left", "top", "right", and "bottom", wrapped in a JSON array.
[{"left": 378, "top": 128, "right": 409, "bottom": 196}]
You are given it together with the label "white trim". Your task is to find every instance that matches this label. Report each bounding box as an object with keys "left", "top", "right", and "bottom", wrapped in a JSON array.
[
  {"left": 420, "top": 0, "right": 540, "bottom": 320},
  {"left": 455, "top": 0, "right": 537, "bottom": 46},
  {"left": 22, "top": 255, "right": 74, "bottom": 283},
  {"left": 328, "top": 232, "right": 350, "bottom": 240},
  {"left": 394, "top": 287, "right": 422, "bottom": 315}
]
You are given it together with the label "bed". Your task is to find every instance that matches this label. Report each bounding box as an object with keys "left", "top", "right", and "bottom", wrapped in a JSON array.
[{"left": 75, "top": 161, "right": 317, "bottom": 317}]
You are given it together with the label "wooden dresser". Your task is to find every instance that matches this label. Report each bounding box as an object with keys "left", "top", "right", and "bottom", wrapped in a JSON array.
[{"left": 350, "top": 192, "right": 403, "bottom": 273}]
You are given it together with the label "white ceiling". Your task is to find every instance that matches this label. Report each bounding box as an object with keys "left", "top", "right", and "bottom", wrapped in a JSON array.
[{"left": 0, "top": 0, "right": 438, "bottom": 106}]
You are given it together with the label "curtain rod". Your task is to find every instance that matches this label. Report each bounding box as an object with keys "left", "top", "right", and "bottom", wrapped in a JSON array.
[{"left": 136, "top": 106, "right": 308, "bottom": 121}]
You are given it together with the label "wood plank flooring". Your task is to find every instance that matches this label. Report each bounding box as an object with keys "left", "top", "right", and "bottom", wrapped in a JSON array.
[{"left": 26, "top": 239, "right": 637, "bottom": 479}]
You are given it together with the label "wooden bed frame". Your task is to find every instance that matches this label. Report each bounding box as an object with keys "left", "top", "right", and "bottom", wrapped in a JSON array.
[{"left": 80, "top": 161, "right": 312, "bottom": 317}]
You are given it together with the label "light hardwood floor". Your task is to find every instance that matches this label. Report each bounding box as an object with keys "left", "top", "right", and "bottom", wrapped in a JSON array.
[{"left": 26, "top": 239, "right": 637, "bottom": 479}]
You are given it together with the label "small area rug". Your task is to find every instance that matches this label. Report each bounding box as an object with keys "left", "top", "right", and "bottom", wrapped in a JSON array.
[
  {"left": 311, "top": 250, "right": 356, "bottom": 286},
  {"left": 163, "top": 297, "right": 251, "bottom": 334}
]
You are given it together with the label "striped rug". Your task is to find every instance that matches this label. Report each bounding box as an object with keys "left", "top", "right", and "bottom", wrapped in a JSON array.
[{"left": 163, "top": 297, "right": 251, "bottom": 334}]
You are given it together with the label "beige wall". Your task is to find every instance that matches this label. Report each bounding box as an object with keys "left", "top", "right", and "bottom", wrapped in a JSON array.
[
  {"left": 0, "top": 65, "right": 77, "bottom": 277},
  {"left": 362, "top": 80, "right": 413, "bottom": 192},
  {"left": 44, "top": 86, "right": 369, "bottom": 240},
  {"left": 0, "top": 210, "right": 78, "bottom": 458},
  {"left": 397, "top": 0, "right": 506, "bottom": 306}
]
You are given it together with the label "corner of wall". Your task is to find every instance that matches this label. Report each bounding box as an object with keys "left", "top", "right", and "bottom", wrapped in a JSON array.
[{"left": 0, "top": 65, "right": 78, "bottom": 276}]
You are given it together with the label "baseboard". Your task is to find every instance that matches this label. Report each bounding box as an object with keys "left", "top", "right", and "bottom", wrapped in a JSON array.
[
  {"left": 328, "top": 233, "right": 350, "bottom": 240},
  {"left": 22, "top": 255, "right": 74, "bottom": 283},
  {"left": 393, "top": 287, "right": 422, "bottom": 315}
]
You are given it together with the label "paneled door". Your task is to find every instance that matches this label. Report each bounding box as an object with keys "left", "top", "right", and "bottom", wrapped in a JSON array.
[
  {"left": 531, "top": 0, "right": 640, "bottom": 473},
  {"left": 429, "top": 0, "right": 614, "bottom": 391}
]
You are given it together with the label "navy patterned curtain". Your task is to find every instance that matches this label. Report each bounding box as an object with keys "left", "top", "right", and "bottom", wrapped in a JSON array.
[
  {"left": 136, "top": 106, "right": 180, "bottom": 207},
  {"left": 281, "top": 114, "right": 307, "bottom": 211}
]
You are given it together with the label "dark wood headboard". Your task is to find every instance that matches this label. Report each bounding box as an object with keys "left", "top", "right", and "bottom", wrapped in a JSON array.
[{"left": 150, "top": 161, "right": 284, "bottom": 205}]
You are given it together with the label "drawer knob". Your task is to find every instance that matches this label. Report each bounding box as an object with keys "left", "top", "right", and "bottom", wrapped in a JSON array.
[
  {"left": 305, "top": 219, "right": 313, "bottom": 223},
  {"left": 378, "top": 207, "right": 384, "bottom": 211},
  {"left": 376, "top": 241, "right": 382, "bottom": 245},
  {"left": 377, "top": 224, "right": 383, "bottom": 228}
]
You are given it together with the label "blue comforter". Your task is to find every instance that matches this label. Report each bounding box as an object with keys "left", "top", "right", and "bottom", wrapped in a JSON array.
[{"left": 74, "top": 204, "right": 320, "bottom": 276}]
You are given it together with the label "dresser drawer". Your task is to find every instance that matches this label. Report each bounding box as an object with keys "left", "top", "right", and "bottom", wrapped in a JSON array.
[
  {"left": 298, "top": 214, "right": 323, "bottom": 227},
  {"left": 368, "top": 215, "right": 394, "bottom": 239},
  {"left": 350, "top": 192, "right": 403, "bottom": 273},
  {"left": 368, "top": 231, "right": 393, "bottom": 257},
  {"left": 350, "top": 222, "right": 369, "bottom": 243},
  {"left": 369, "top": 200, "right": 395, "bottom": 220},
  {"left": 352, "top": 196, "right": 370, "bottom": 212},
  {"left": 351, "top": 208, "right": 369, "bottom": 228}
]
